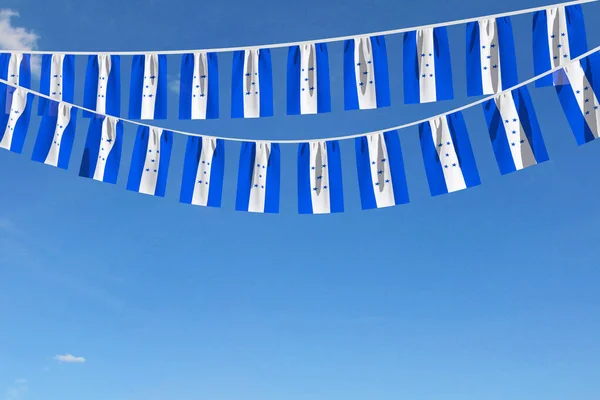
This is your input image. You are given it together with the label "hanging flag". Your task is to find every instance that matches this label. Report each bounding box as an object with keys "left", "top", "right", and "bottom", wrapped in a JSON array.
[
  {"left": 298, "top": 140, "right": 344, "bottom": 214},
  {"left": 287, "top": 43, "right": 331, "bottom": 115},
  {"left": 533, "top": 4, "right": 588, "bottom": 87},
  {"left": 343, "top": 36, "right": 390, "bottom": 111},
  {"left": 180, "top": 136, "right": 225, "bottom": 207},
  {"left": 466, "top": 17, "right": 518, "bottom": 96},
  {"left": 129, "top": 54, "right": 168, "bottom": 120},
  {"left": 83, "top": 54, "right": 121, "bottom": 117},
  {"left": 355, "top": 131, "right": 409, "bottom": 210},
  {"left": 31, "top": 102, "right": 77, "bottom": 169},
  {"left": 0, "top": 87, "right": 32, "bottom": 154},
  {"left": 38, "top": 54, "right": 75, "bottom": 116},
  {"left": 419, "top": 112, "right": 480, "bottom": 196},
  {"left": 231, "top": 49, "right": 273, "bottom": 118},
  {"left": 179, "top": 52, "right": 219, "bottom": 120},
  {"left": 127, "top": 126, "right": 173, "bottom": 197},
  {"left": 79, "top": 116, "right": 123, "bottom": 184},
  {"left": 404, "top": 27, "right": 454, "bottom": 104},
  {"left": 555, "top": 53, "right": 600, "bottom": 145},
  {"left": 235, "top": 141, "right": 280, "bottom": 213},
  {"left": 482, "top": 87, "right": 549, "bottom": 174},
  {"left": 0, "top": 53, "right": 31, "bottom": 115}
]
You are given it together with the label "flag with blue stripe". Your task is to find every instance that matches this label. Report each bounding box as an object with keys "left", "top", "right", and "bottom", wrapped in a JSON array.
[
  {"left": 129, "top": 54, "right": 168, "bottom": 120},
  {"left": 404, "top": 27, "right": 454, "bottom": 104},
  {"left": 79, "top": 116, "right": 123, "bottom": 184},
  {"left": 419, "top": 112, "right": 480, "bottom": 196},
  {"left": 179, "top": 52, "right": 219, "bottom": 120},
  {"left": 482, "top": 87, "right": 549, "bottom": 174},
  {"left": 83, "top": 55, "right": 121, "bottom": 117},
  {"left": 355, "top": 131, "right": 409, "bottom": 210},
  {"left": 32, "top": 102, "right": 77, "bottom": 169},
  {"left": 38, "top": 54, "right": 75, "bottom": 116},
  {"left": 344, "top": 36, "right": 390, "bottom": 110},
  {"left": 0, "top": 87, "right": 32, "bottom": 154},
  {"left": 127, "top": 126, "right": 173, "bottom": 197},
  {"left": 298, "top": 140, "right": 344, "bottom": 214},
  {"left": 235, "top": 141, "right": 280, "bottom": 213},
  {"left": 231, "top": 49, "right": 273, "bottom": 118},
  {"left": 287, "top": 43, "right": 331, "bottom": 115},
  {"left": 466, "top": 17, "right": 518, "bottom": 96},
  {"left": 180, "top": 136, "right": 225, "bottom": 208},
  {"left": 533, "top": 4, "right": 588, "bottom": 87},
  {"left": 0, "top": 53, "right": 31, "bottom": 115}
]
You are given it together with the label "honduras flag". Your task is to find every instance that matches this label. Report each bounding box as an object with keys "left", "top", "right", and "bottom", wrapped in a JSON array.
[
  {"left": 129, "top": 54, "right": 167, "bottom": 120},
  {"left": 83, "top": 55, "right": 121, "bottom": 117},
  {"left": 355, "top": 131, "right": 409, "bottom": 210},
  {"left": 0, "top": 53, "right": 31, "bottom": 115},
  {"left": 555, "top": 53, "right": 600, "bottom": 145},
  {"left": 344, "top": 36, "right": 390, "bottom": 110},
  {"left": 32, "top": 102, "right": 77, "bottom": 169},
  {"left": 79, "top": 116, "right": 123, "bottom": 184},
  {"left": 236, "top": 141, "right": 280, "bottom": 213},
  {"left": 231, "top": 49, "right": 273, "bottom": 118},
  {"left": 419, "top": 111, "right": 480, "bottom": 196},
  {"left": 533, "top": 4, "right": 588, "bottom": 87},
  {"left": 38, "top": 54, "right": 75, "bottom": 116},
  {"left": 127, "top": 126, "right": 173, "bottom": 197},
  {"left": 0, "top": 88, "right": 32, "bottom": 154},
  {"left": 298, "top": 140, "right": 344, "bottom": 214},
  {"left": 482, "top": 87, "right": 549, "bottom": 174},
  {"left": 466, "top": 17, "right": 518, "bottom": 96},
  {"left": 179, "top": 52, "right": 219, "bottom": 120},
  {"left": 287, "top": 43, "right": 331, "bottom": 115},
  {"left": 404, "top": 27, "right": 453, "bottom": 104},
  {"left": 180, "top": 136, "right": 225, "bottom": 208}
]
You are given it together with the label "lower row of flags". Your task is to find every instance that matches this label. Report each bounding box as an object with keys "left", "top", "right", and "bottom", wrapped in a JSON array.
[{"left": 1, "top": 53, "right": 599, "bottom": 214}]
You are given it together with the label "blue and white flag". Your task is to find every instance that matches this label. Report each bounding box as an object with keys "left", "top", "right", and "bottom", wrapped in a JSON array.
[
  {"left": 38, "top": 54, "right": 75, "bottom": 116},
  {"left": 32, "top": 102, "right": 77, "bottom": 169},
  {"left": 0, "top": 87, "right": 32, "bottom": 154},
  {"left": 287, "top": 43, "right": 331, "bottom": 115},
  {"left": 344, "top": 36, "right": 390, "bottom": 110},
  {"left": 0, "top": 53, "right": 31, "bottom": 115},
  {"left": 555, "top": 53, "right": 600, "bottom": 145},
  {"left": 355, "top": 131, "right": 409, "bottom": 210},
  {"left": 231, "top": 49, "right": 273, "bottom": 118},
  {"left": 466, "top": 17, "right": 518, "bottom": 96},
  {"left": 236, "top": 141, "right": 280, "bottom": 213},
  {"left": 129, "top": 54, "right": 167, "bottom": 120},
  {"left": 83, "top": 55, "right": 121, "bottom": 117},
  {"left": 179, "top": 52, "right": 219, "bottom": 120},
  {"left": 483, "top": 87, "right": 549, "bottom": 174},
  {"left": 404, "top": 27, "right": 454, "bottom": 104},
  {"left": 180, "top": 136, "right": 225, "bottom": 207},
  {"left": 533, "top": 4, "right": 588, "bottom": 87},
  {"left": 298, "top": 140, "right": 344, "bottom": 214},
  {"left": 419, "top": 112, "right": 480, "bottom": 196},
  {"left": 79, "top": 116, "right": 123, "bottom": 184},
  {"left": 127, "top": 126, "right": 173, "bottom": 197}
]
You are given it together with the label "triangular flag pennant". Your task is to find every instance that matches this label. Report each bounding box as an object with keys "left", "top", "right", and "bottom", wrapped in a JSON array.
[
  {"left": 0, "top": 87, "right": 32, "bottom": 154},
  {"left": 235, "top": 141, "right": 280, "bottom": 213},
  {"left": 32, "top": 102, "right": 78, "bottom": 169},
  {"left": 231, "top": 49, "right": 273, "bottom": 118},
  {"left": 180, "top": 136, "right": 225, "bottom": 208},
  {"left": 79, "top": 116, "right": 123, "bottom": 184},
  {"left": 179, "top": 52, "right": 219, "bottom": 120},
  {"left": 287, "top": 43, "right": 331, "bottom": 115},
  {"left": 38, "top": 54, "right": 75, "bottom": 116},
  {"left": 129, "top": 54, "right": 168, "bottom": 120},
  {"left": 83, "top": 55, "right": 121, "bottom": 117},
  {"left": 127, "top": 126, "right": 173, "bottom": 197}
]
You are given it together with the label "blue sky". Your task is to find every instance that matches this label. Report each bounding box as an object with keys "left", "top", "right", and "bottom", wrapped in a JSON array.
[{"left": 1, "top": 0, "right": 600, "bottom": 399}]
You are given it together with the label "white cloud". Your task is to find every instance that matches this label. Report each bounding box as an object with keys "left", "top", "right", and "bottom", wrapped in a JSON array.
[
  {"left": 5, "top": 378, "right": 27, "bottom": 400},
  {"left": 53, "top": 354, "right": 86, "bottom": 363},
  {"left": 0, "top": 9, "right": 41, "bottom": 74},
  {"left": 168, "top": 74, "right": 180, "bottom": 94}
]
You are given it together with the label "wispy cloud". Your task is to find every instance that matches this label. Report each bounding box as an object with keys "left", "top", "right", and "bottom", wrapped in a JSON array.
[
  {"left": 53, "top": 354, "right": 86, "bottom": 364},
  {"left": 5, "top": 378, "right": 27, "bottom": 400},
  {"left": 0, "top": 9, "right": 41, "bottom": 74},
  {"left": 168, "top": 74, "right": 180, "bottom": 94}
]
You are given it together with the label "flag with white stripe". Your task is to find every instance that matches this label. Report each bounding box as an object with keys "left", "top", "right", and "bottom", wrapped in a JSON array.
[
  {"left": 180, "top": 136, "right": 225, "bottom": 208},
  {"left": 83, "top": 55, "right": 121, "bottom": 117},
  {"left": 129, "top": 54, "right": 168, "bottom": 120},
  {"left": 483, "top": 87, "right": 549, "bottom": 174},
  {"left": 79, "top": 116, "right": 123, "bottom": 184},
  {"left": 419, "top": 112, "right": 480, "bottom": 196},
  {"left": 231, "top": 49, "right": 273, "bottom": 118},
  {"left": 466, "top": 17, "right": 518, "bottom": 96},
  {"left": 0, "top": 87, "right": 32, "bottom": 154},
  {"left": 355, "top": 131, "right": 409, "bottom": 210},
  {"left": 38, "top": 54, "right": 75, "bottom": 116},
  {"left": 32, "top": 102, "right": 77, "bottom": 169},
  {"left": 344, "top": 36, "right": 390, "bottom": 110},
  {"left": 404, "top": 27, "right": 454, "bottom": 104},
  {"left": 127, "top": 126, "right": 173, "bottom": 197},
  {"left": 533, "top": 4, "right": 588, "bottom": 87},
  {"left": 179, "top": 52, "right": 219, "bottom": 120},
  {"left": 287, "top": 43, "right": 331, "bottom": 115},
  {"left": 0, "top": 53, "right": 31, "bottom": 115},
  {"left": 235, "top": 141, "right": 280, "bottom": 213},
  {"left": 298, "top": 140, "right": 344, "bottom": 214}
]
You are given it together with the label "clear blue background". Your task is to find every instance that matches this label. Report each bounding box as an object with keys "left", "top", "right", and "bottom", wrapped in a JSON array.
[{"left": 1, "top": 0, "right": 599, "bottom": 399}]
